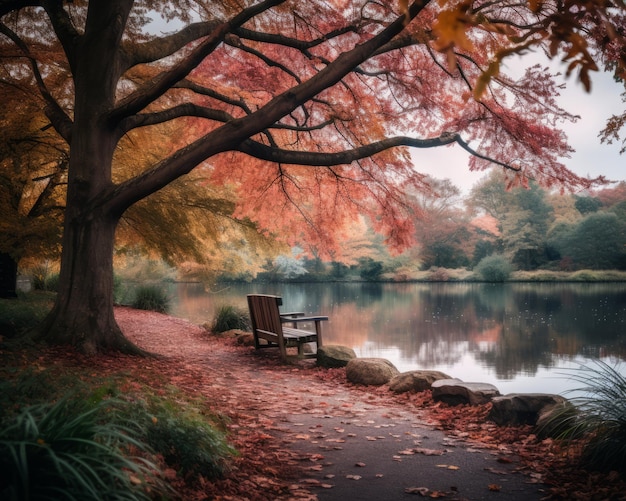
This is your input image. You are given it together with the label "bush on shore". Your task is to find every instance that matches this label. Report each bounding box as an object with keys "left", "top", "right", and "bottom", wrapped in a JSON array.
[
  {"left": 474, "top": 255, "right": 512, "bottom": 282},
  {"left": 211, "top": 304, "right": 250, "bottom": 333},
  {"left": 131, "top": 285, "right": 170, "bottom": 313},
  {"left": 544, "top": 360, "right": 626, "bottom": 473}
]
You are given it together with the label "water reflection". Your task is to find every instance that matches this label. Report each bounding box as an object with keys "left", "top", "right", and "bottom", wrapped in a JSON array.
[{"left": 167, "top": 281, "right": 626, "bottom": 394}]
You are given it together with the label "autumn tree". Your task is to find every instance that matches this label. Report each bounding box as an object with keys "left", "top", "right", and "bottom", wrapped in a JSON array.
[
  {"left": 501, "top": 183, "right": 554, "bottom": 270},
  {"left": 0, "top": 80, "right": 269, "bottom": 295},
  {"left": 410, "top": 177, "right": 471, "bottom": 268},
  {"left": 549, "top": 212, "right": 626, "bottom": 269},
  {"left": 0, "top": 84, "right": 67, "bottom": 297},
  {"left": 574, "top": 194, "right": 603, "bottom": 214},
  {"left": 114, "top": 121, "right": 277, "bottom": 281},
  {"left": 1, "top": 0, "right": 623, "bottom": 354}
]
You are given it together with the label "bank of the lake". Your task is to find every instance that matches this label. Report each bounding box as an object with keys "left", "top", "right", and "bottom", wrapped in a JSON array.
[{"left": 167, "top": 280, "right": 626, "bottom": 397}]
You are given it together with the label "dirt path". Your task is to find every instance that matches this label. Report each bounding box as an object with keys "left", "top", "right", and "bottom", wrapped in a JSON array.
[
  {"left": 111, "top": 308, "right": 549, "bottom": 500},
  {"left": 108, "top": 307, "right": 623, "bottom": 500}
]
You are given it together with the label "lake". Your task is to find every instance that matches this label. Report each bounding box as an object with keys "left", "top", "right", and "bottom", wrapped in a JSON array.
[{"left": 168, "top": 281, "right": 626, "bottom": 396}]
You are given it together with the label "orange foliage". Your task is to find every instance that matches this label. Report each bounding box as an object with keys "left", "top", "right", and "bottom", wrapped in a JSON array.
[
  {"left": 470, "top": 214, "right": 500, "bottom": 237},
  {"left": 168, "top": 0, "right": 615, "bottom": 257},
  {"left": 4, "top": 1, "right": 617, "bottom": 260}
]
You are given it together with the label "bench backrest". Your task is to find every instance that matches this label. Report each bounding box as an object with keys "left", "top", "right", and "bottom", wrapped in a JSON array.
[{"left": 247, "top": 294, "right": 283, "bottom": 337}]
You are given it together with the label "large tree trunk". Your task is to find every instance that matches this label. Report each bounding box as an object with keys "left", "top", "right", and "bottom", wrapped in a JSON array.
[
  {"left": 34, "top": 211, "right": 146, "bottom": 355},
  {"left": 31, "top": 1, "right": 147, "bottom": 355}
]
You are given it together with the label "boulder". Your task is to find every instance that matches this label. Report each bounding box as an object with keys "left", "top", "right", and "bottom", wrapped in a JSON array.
[
  {"left": 431, "top": 379, "right": 500, "bottom": 406},
  {"left": 316, "top": 345, "right": 357, "bottom": 368},
  {"left": 389, "top": 370, "right": 453, "bottom": 393},
  {"left": 346, "top": 358, "right": 400, "bottom": 386},
  {"left": 488, "top": 393, "right": 569, "bottom": 426},
  {"left": 536, "top": 399, "right": 577, "bottom": 438}
]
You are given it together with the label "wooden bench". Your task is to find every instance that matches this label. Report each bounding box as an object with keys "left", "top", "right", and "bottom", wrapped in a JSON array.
[{"left": 246, "top": 294, "right": 328, "bottom": 361}]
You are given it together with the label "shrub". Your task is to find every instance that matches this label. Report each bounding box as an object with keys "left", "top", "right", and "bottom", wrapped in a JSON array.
[
  {"left": 359, "top": 258, "right": 384, "bottom": 281},
  {"left": 44, "top": 273, "right": 60, "bottom": 292},
  {"left": 131, "top": 285, "right": 170, "bottom": 313},
  {"left": 211, "top": 304, "right": 250, "bottom": 333},
  {"left": 0, "top": 294, "right": 53, "bottom": 338},
  {"left": 571, "top": 270, "right": 598, "bottom": 282},
  {"left": 122, "top": 391, "right": 235, "bottom": 480},
  {"left": 0, "top": 396, "right": 171, "bottom": 500},
  {"left": 544, "top": 360, "right": 626, "bottom": 472},
  {"left": 113, "top": 274, "right": 125, "bottom": 304},
  {"left": 427, "top": 267, "right": 450, "bottom": 282},
  {"left": 144, "top": 413, "right": 234, "bottom": 479},
  {"left": 474, "top": 254, "right": 512, "bottom": 282},
  {"left": 30, "top": 263, "right": 50, "bottom": 291}
]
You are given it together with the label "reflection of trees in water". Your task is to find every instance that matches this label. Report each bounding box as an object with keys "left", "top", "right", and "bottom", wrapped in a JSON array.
[
  {"left": 292, "top": 282, "right": 625, "bottom": 377},
  {"left": 474, "top": 324, "right": 556, "bottom": 379},
  {"left": 169, "top": 282, "right": 626, "bottom": 380},
  {"left": 467, "top": 284, "right": 626, "bottom": 378},
  {"left": 402, "top": 340, "right": 467, "bottom": 368}
]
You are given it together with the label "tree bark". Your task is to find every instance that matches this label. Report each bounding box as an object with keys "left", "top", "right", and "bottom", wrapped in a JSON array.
[
  {"left": 32, "top": 0, "right": 148, "bottom": 354},
  {"left": 0, "top": 253, "right": 18, "bottom": 298},
  {"left": 33, "top": 210, "right": 147, "bottom": 355}
]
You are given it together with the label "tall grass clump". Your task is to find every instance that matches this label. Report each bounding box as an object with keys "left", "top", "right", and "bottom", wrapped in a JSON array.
[
  {"left": 474, "top": 254, "right": 512, "bottom": 282},
  {"left": 0, "top": 396, "right": 172, "bottom": 500},
  {"left": 131, "top": 285, "right": 170, "bottom": 313},
  {"left": 211, "top": 304, "right": 250, "bottom": 333},
  {"left": 122, "top": 390, "right": 236, "bottom": 480},
  {"left": 544, "top": 360, "right": 626, "bottom": 473}
]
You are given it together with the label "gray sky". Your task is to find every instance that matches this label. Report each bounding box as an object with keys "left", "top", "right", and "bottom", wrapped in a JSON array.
[{"left": 414, "top": 62, "right": 626, "bottom": 195}]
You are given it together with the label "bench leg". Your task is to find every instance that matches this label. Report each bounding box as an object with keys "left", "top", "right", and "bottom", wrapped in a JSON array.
[
  {"left": 314, "top": 320, "right": 323, "bottom": 347},
  {"left": 279, "top": 342, "right": 288, "bottom": 361}
]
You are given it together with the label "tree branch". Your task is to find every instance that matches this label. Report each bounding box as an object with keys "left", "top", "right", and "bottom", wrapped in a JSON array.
[
  {"left": 234, "top": 25, "right": 359, "bottom": 53},
  {"left": 110, "top": 0, "right": 287, "bottom": 122},
  {"left": 174, "top": 79, "right": 252, "bottom": 114},
  {"left": 41, "top": 0, "right": 80, "bottom": 73},
  {"left": 0, "top": 21, "right": 73, "bottom": 142},
  {"left": 236, "top": 133, "right": 519, "bottom": 171},
  {"left": 225, "top": 37, "right": 301, "bottom": 83},
  {"left": 106, "top": 1, "right": 431, "bottom": 214},
  {"left": 120, "top": 103, "right": 233, "bottom": 132},
  {"left": 120, "top": 20, "right": 221, "bottom": 70}
]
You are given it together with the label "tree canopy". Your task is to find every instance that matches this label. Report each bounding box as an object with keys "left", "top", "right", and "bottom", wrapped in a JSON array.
[{"left": 1, "top": 0, "right": 625, "bottom": 353}]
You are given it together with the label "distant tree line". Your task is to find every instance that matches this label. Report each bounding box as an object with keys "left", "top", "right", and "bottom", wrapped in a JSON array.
[{"left": 217, "top": 173, "right": 626, "bottom": 282}]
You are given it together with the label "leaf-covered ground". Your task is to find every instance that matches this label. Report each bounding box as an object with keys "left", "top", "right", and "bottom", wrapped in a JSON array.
[{"left": 5, "top": 307, "right": 626, "bottom": 500}]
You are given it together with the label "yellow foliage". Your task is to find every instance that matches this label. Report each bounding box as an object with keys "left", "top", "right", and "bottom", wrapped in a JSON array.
[{"left": 432, "top": 5, "right": 475, "bottom": 54}]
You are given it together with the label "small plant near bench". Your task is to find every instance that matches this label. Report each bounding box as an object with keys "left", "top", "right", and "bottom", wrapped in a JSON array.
[{"left": 211, "top": 304, "right": 250, "bottom": 333}]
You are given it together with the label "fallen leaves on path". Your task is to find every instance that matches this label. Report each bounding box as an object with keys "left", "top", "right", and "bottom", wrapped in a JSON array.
[{"left": 5, "top": 306, "right": 626, "bottom": 500}]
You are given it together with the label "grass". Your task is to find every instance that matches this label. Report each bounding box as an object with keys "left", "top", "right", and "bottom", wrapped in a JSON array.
[
  {"left": 131, "top": 285, "right": 170, "bottom": 313},
  {"left": 0, "top": 292, "right": 54, "bottom": 339},
  {"left": 0, "top": 395, "right": 172, "bottom": 501},
  {"left": 211, "top": 304, "right": 250, "bottom": 333},
  {"left": 544, "top": 360, "right": 626, "bottom": 472}
]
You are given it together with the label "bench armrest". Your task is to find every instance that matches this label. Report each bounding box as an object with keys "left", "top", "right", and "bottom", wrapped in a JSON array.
[
  {"left": 281, "top": 315, "right": 328, "bottom": 323},
  {"left": 280, "top": 311, "right": 306, "bottom": 318}
]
